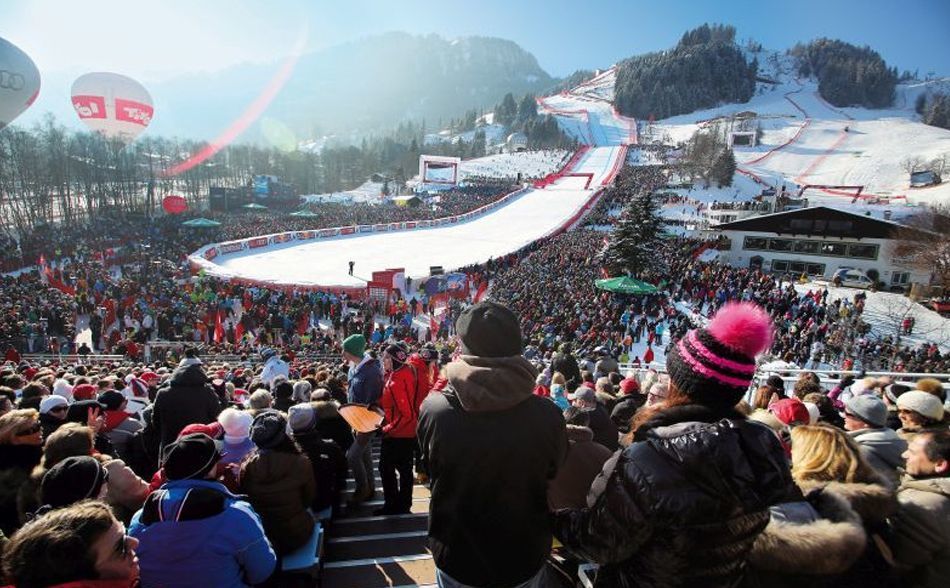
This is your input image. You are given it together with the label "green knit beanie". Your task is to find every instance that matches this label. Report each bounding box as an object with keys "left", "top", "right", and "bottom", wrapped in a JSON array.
[{"left": 343, "top": 334, "right": 366, "bottom": 357}]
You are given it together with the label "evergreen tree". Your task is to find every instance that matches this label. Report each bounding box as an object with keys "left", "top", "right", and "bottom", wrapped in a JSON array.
[
  {"left": 924, "top": 94, "right": 950, "bottom": 130},
  {"left": 603, "top": 191, "right": 665, "bottom": 276},
  {"left": 517, "top": 94, "right": 538, "bottom": 124},
  {"left": 711, "top": 148, "right": 737, "bottom": 187},
  {"left": 495, "top": 93, "right": 518, "bottom": 127}
]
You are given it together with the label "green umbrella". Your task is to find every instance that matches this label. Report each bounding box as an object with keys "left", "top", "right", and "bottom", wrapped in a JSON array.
[
  {"left": 242, "top": 202, "right": 268, "bottom": 210},
  {"left": 182, "top": 217, "right": 222, "bottom": 228},
  {"left": 289, "top": 210, "right": 319, "bottom": 218},
  {"left": 595, "top": 276, "right": 659, "bottom": 294}
]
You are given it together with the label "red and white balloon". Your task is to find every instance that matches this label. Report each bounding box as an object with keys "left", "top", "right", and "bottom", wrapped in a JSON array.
[{"left": 71, "top": 72, "right": 153, "bottom": 144}]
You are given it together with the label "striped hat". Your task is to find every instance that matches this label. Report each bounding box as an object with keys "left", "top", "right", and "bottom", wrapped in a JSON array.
[{"left": 666, "top": 302, "right": 774, "bottom": 408}]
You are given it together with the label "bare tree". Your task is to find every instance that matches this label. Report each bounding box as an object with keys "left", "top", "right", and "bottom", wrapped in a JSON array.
[
  {"left": 901, "top": 156, "right": 925, "bottom": 175},
  {"left": 892, "top": 203, "right": 950, "bottom": 294}
]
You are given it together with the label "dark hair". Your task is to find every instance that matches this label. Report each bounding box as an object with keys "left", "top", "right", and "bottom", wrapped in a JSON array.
[
  {"left": 922, "top": 431, "right": 950, "bottom": 464},
  {"left": 563, "top": 406, "right": 590, "bottom": 427},
  {"left": 2, "top": 501, "right": 115, "bottom": 587}
]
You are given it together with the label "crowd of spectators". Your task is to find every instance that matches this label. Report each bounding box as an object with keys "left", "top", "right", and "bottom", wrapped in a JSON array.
[{"left": 0, "top": 297, "right": 947, "bottom": 588}]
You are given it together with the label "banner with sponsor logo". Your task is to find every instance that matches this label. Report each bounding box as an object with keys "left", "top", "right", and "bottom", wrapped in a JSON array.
[
  {"left": 340, "top": 227, "right": 355, "bottom": 235},
  {"left": 358, "top": 225, "right": 373, "bottom": 233},
  {"left": 247, "top": 237, "right": 268, "bottom": 249},
  {"left": 374, "top": 224, "right": 389, "bottom": 232},
  {"left": 405, "top": 222, "right": 416, "bottom": 229},
  {"left": 203, "top": 247, "right": 219, "bottom": 261},
  {"left": 220, "top": 242, "right": 244, "bottom": 254},
  {"left": 271, "top": 233, "right": 293, "bottom": 244},
  {"left": 296, "top": 231, "right": 316, "bottom": 240},
  {"left": 319, "top": 228, "right": 339, "bottom": 238}
]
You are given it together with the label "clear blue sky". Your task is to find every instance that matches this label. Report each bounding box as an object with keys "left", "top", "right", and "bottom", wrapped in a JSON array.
[{"left": 2, "top": 0, "right": 948, "bottom": 79}]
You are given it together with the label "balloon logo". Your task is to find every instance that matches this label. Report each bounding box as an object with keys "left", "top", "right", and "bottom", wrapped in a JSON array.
[
  {"left": 0, "top": 36, "right": 41, "bottom": 130},
  {"left": 71, "top": 72, "right": 153, "bottom": 144},
  {"left": 162, "top": 194, "right": 188, "bottom": 215}
]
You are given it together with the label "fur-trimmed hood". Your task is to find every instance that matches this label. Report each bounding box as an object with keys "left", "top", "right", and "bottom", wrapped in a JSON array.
[
  {"left": 797, "top": 477, "right": 897, "bottom": 526},
  {"left": 749, "top": 488, "right": 867, "bottom": 575},
  {"left": 443, "top": 355, "right": 538, "bottom": 413}
]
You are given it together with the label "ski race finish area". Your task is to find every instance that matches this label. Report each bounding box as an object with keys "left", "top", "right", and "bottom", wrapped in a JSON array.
[{"left": 189, "top": 145, "right": 628, "bottom": 290}]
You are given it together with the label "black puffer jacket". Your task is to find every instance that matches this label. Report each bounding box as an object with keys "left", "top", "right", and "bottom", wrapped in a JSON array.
[
  {"left": 151, "top": 364, "right": 222, "bottom": 449},
  {"left": 555, "top": 404, "right": 795, "bottom": 588}
]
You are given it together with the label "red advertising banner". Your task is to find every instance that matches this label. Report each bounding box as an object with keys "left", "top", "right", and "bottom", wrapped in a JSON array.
[
  {"left": 296, "top": 231, "right": 315, "bottom": 240},
  {"left": 405, "top": 222, "right": 416, "bottom": 229},
  {"left": 71, "top": 95, "right": 107, "bottom": 119},
  {"left": 114, "top": 98, "right": 153, "bottom": 127},
  {"left": 340, "top": 227, "right": 356, "bottom": 235},
  {"left": 203, "top": 247, "right": 219, "bottom": 261},
  {"left": 271, "top": 233, "right": 292, "bottom": 244},
  {"left": 247, "top": 237, "right": 268, "bottom": 249}
]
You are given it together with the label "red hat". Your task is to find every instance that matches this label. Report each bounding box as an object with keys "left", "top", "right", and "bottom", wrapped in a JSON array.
[
  {"left": 23, "top": 367, "right": 38, "bottom": 381},
  {"left": 178, "top": 422, "right": 224, "bottom": 439},
  {"left": 72, "top": 384, "right": 98, "bottom": 401},
  {"left": 769, "top": 398, "right": 810, "bottom": 426},
  {"left": 139, "top": 371, "right": 160, "bottom": 384},
  {"left": 619, "top": 378, "right": 640, "bottom": 395}
]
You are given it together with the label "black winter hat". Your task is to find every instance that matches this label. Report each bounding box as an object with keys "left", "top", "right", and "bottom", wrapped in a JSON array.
[
  {"left": 250, "top": 410, "right": 288, "bottom": 449},
  {"left": 41, "top": 456, "right": 108, "bottom": 509},
  {"left": 97, "top": 390, "right": 127, "bottom": 411},
  {"left": 65, "top": 399, "right": 105, "bottom": 424},
  {"left": 161, "top": 433, "right": 220, "bottom": 480},
  {"left": 384, "top": 343, "right": 409, "bottom": 368},
  {"left": 455, "top": 301, "right": 523, "bottom": 358}
]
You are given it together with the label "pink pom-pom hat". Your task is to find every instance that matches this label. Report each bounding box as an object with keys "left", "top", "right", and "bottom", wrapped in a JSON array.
[{"left": 666, "top": 302, "right": 775, "bottom": 407}]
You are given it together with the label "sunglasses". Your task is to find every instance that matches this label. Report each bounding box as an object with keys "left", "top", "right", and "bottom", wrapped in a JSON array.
[
  {"left": 15, "top": 423, "right": 41, "bottom": 436},
  {"left": 112, "top": 527, "right": 131, "bottom": 560}
]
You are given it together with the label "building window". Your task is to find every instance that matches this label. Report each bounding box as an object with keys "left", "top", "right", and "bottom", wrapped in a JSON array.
[
  {"left": 743, "top": 237, "right": 768, "bottom": 250},
  {"left": 769, "top": 239, "right": 794, "bottom": 251},
  {"left": 794, "top": 240, "right": 821, "bottom": 254},
  {"left": 770, "top": 259, "right": 825, "bottom": 276},
  {"left": 820, "top": 242, "right": 848, "bottom": 256},
  {"left": 848, "top": 243, "right": 879, "bottom": 260},
  {"left": 891, "top": 271, "right": 910, "bottom": 285}
]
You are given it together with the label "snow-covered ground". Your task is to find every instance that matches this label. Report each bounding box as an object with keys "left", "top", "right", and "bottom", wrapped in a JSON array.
[
  {"left": 300, "top": 180, "right": 387, "bottom": 205},
  {"left": 457, "top": 149, "right": 569, "bottom": 180},
  {"left": 795, "top": 282, "right": 950, "bottom": 353},
  {"left": 192, "top": 145, "right": 625, "bottom": 287}
]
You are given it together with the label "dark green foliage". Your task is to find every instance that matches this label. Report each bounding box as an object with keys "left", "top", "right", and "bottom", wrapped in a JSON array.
[
  {"left": 602, "top": 168, "right": 667, "bottom": 276},
  {"left": 613, "top": 23, "right": 757, "bottom": 120},
  {"left": 916, "top": 93, "right": 928, "bottom": 115},
  {"left": 922, "top": 94, "right": 950, "bottom": 130},
  {"left": 492, "top": 93, "right": 573, "bottom": 150},
  {"left": 711, "top": 148, "right": 737, "bottom": 187},
  {"left": 790, "top": 38, "right": 896, "bottom": 108}
]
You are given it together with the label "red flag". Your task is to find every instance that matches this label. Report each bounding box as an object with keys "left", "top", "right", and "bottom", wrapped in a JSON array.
[
  {"left": 234, "top": 321, "right": 245, "bottom": 342},
  {"left": 474, "top": 280, "right": 489, "bottom": 303},
  {"left": 213, "top": 310, "right": 225, "bottom": 344},
  {"left": 429, "top": 315, "right": 439, "bottom": 340}
]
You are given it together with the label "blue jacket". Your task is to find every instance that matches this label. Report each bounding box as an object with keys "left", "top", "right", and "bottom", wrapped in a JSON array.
[
  {"left": 128, "top": 479, "right": 277, "bottom": 588},
  {"left": 347, "top": 354, "right": 383, "bottom": 405}
]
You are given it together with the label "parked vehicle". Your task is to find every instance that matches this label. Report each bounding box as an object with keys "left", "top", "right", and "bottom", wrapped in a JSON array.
[{"left": 832, "top": 268, "right": 874, "bottom": 289}]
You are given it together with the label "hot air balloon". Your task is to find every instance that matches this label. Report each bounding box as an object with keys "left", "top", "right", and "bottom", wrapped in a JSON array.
[
  {"left": 0, "top": 36, "right": 41, "bottom": 130},
  {"left": 162, "top": 194, "right": 188, "bottom": 215},
  {"left": 71, "top": 72, "right": 153, "bottom": 144}
]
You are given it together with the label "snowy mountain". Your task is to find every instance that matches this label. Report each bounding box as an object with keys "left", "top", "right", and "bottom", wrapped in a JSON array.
[{"left": 151, "top": 33, "right": 553, "bottom": 140}]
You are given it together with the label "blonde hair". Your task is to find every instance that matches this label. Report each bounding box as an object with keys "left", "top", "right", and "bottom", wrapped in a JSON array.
[
  {"left": 790, "top": 424, "right": 878, "bottom": 484},
  {"left": 0, "top": 409, "right": 39, "bottom": 444},
  {"left": 551, "top": 372, "right": 566, "bottom": 387}
]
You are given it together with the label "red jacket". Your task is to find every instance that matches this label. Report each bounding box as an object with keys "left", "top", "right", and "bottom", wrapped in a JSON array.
[
  {"left": 380, "top": 365, "right": 417, "bottom": 438},
  {"left": 407, "top": 354, "right": 432, "bottom": 411}
]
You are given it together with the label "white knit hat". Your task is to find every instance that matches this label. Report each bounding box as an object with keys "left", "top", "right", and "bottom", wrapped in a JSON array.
[
  {"left": 217, "top": 408, "right": 253, "bottom": 443},
  {"left": 897, "top": 391, "right": 945, "bottom": 422},
  {"left": 52, "top": 379, "right": 74, "bottom": 401},
  {"left": 39, "top": 395, "right": 68, "bottom": 415},
  {"left": 803, "top": 402, "right": 820, "bottom": 425}
]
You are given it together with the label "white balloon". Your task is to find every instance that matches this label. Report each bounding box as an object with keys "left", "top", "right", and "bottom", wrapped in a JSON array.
[
  {"left": 71, "top": 72, "right": 153, "bottom": 143},
  {"left": 0, "top": 36, "right": 41, "bottom": 130}
]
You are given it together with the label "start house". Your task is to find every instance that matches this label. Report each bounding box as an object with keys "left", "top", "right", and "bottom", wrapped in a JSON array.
[{"left": 714, "top": 206, "right": 933, "bottom": 289}]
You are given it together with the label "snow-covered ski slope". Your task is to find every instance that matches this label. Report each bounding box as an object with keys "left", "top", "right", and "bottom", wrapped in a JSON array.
[
  {"left": 191, "top": 81, "right": 633, "bottom": 288},
  {"left": 639, "top": 51, "right": 950, "bottom": 206}
]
